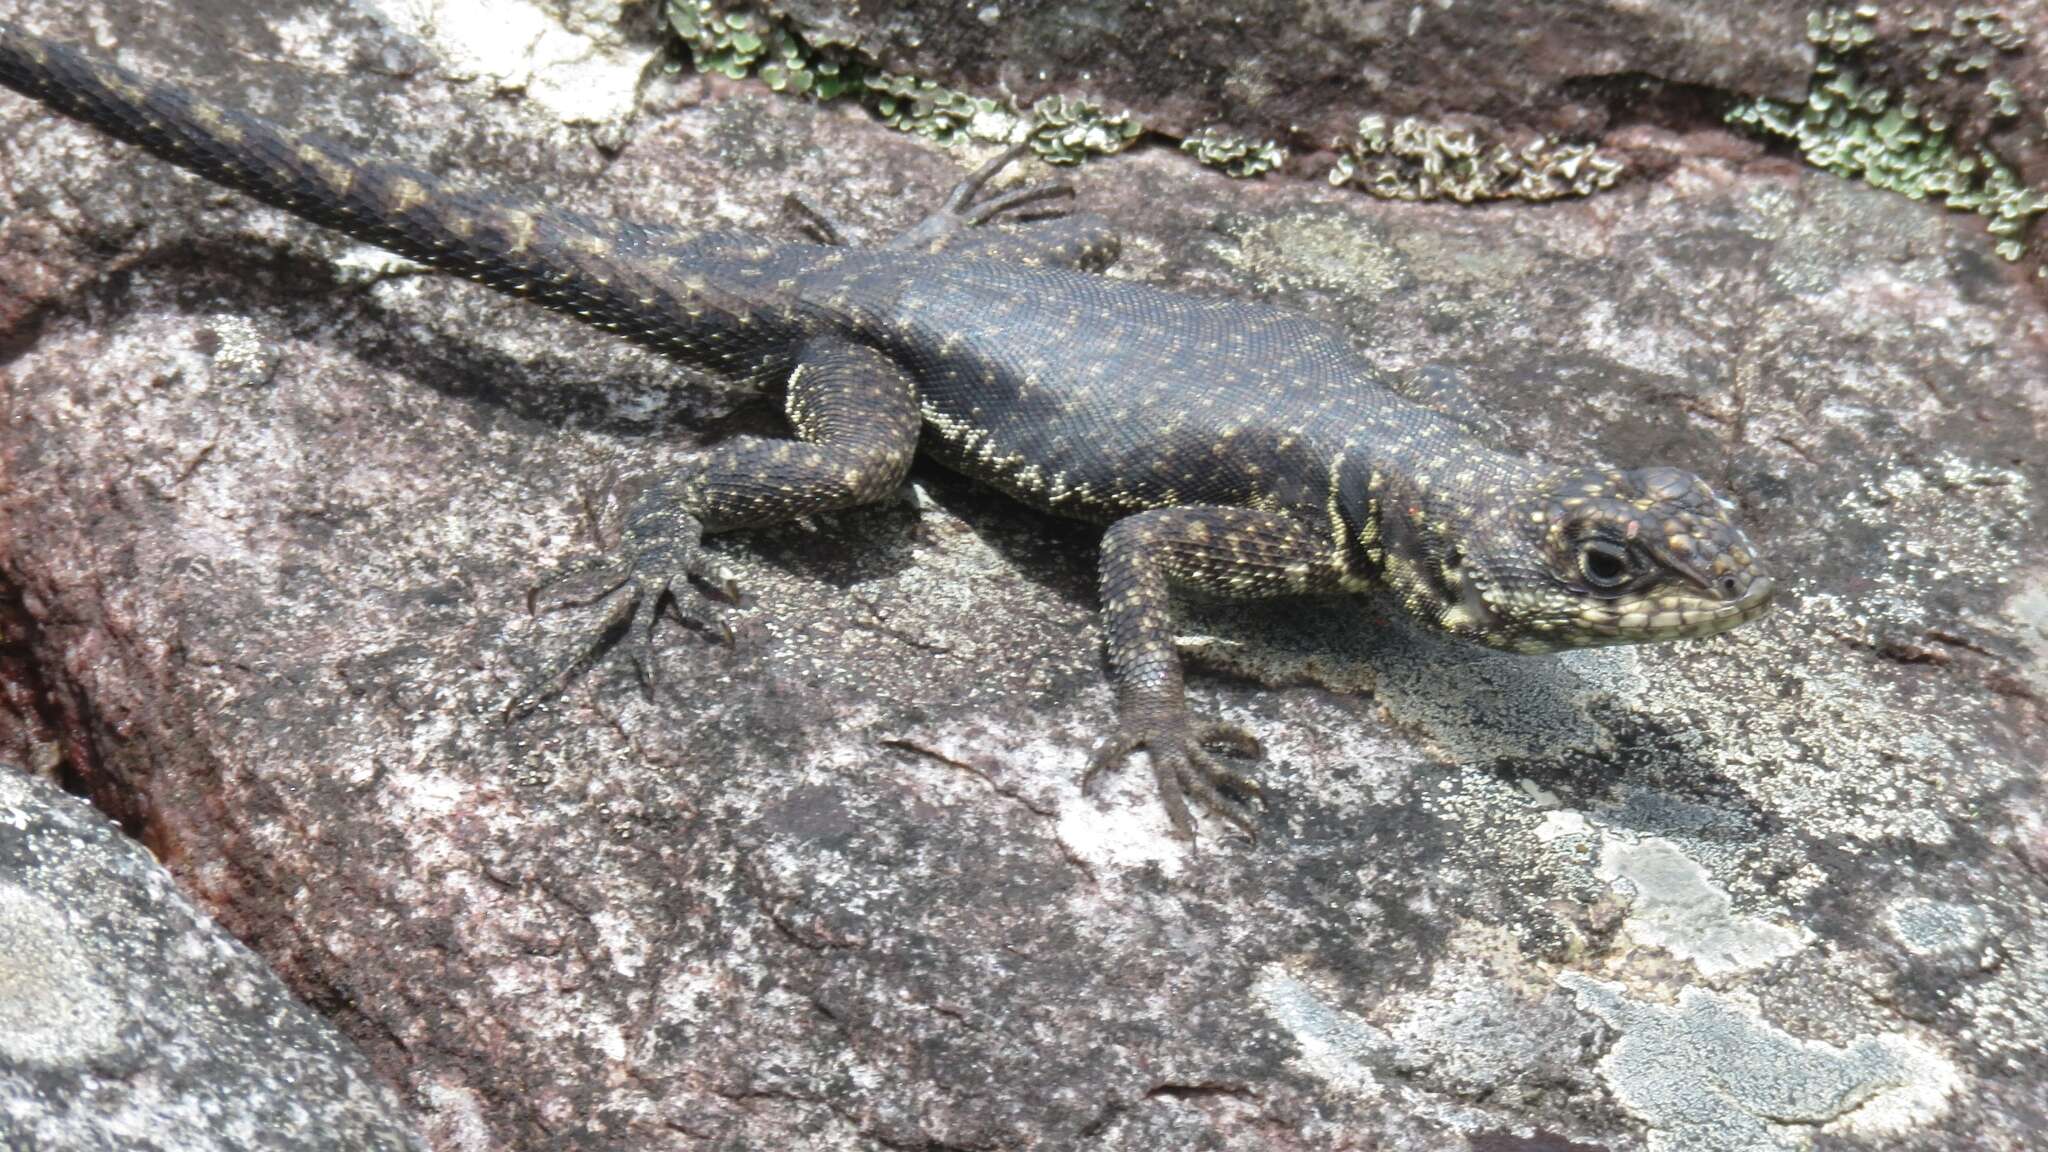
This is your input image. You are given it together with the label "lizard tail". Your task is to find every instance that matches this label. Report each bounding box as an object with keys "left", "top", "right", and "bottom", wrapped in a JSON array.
[
  {"left": 0, "top": 21, "right": 777, "bottom": 352},
  {"left": 0, "top": 22, "right": 557, "bottom": 272}
]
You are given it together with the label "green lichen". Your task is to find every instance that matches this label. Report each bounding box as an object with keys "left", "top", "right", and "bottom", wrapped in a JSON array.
[
  {"left": 1027, "top": 96, "right": 1142, "bottom": 164},
  {"left": 1328, "top": 114, "right": 1622, "bottom": 203},
  {"left": 1726, "top": 6, "right": 2045, "bottom": 262},
  {"left": 664, "top": 0, "right": 1143, "bottom": 162},
  {"left": 1807, "top": 6, "right": 1879, "bottom": 55},
  {"left": 666, "top": 0, "right": 1004, "bottom": 144},
  {"left": 867, "top": 73, "right": 1004, "bottom": 145},
  {"left": 1181, "top": 128, "right": 1286, "bottom": 178},
  {"left": 667, "top": 1, "right": 774, "bottom": 81}
]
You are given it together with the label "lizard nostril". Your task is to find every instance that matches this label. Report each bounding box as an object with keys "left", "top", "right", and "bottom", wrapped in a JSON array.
[{"left": 1719, "top": 575, "right": 1742, "bottom": 599}]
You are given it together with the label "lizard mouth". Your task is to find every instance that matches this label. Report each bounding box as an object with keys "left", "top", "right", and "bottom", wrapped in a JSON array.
[
  {"left": 1575, "top": 572, "right": 1775, "bottom": 643},
  {"left": 1734, "top": 574, "right": 1775, "bottom": 613},
  {"left": 1711, "top": 574, "right": 1776, "bottom": 631}
]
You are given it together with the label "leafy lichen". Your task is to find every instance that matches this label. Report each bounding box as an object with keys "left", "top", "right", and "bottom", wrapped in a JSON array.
[
  {"left": 1181, "top": 128, "right": 1287, "bottom": 178},
  {"left": 1027, "top": 95, "right": 1142, "bottom": 163},
  {"left": 1328, "top": 114, "right": 1622, "bottom": 203},
  {"left": 1727, "top": 5, "right": 2045, "bottom": 263}
]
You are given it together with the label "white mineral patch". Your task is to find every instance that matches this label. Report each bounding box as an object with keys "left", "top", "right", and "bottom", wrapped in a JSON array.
[
  {"left": 1561, "top": 974, "right": 1960, "bottom": 1151},
  {"left": 1534, "top": 808, "right": 1591, "bottom": 842},
  {"left": 333, "top": 244, "right": 430, "bottom": 281},
  {"left": 1250, "top": 966, "right": 1388, "bottom": 1099},
  {"left": 1597, "top": 836, "right": 1811, "bottom": 978},
  {"left": 2005, "top": 572, "right": 2048, "bottom": 698},
  {"left": 364, "top": 0, "right": 648, "bottom": 125},
  {"left": 0, "top": 882, "right": 124, "bottom": 1066},
  {"left": 1378, "top": 953, "right": 1579, "bottom": 1097},
  {"left": 1883, "top": 897, "right": 1993, "bottom": 962},
  {"left": 420, "top": 1077, "right": 496, "bottom": 1152},
  {"left": 1052, "top": 754, "right": 1190, "bottom": 879}
]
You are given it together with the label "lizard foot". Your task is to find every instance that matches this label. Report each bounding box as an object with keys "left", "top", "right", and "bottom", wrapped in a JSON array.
[
  {"left": 947, "top": 140, "right": 1075, "bottom": 224},
  {"left": 888, "top": 141, "right": 1075, "bottom": 250},
  {"left": 1084, "top": 715, "right": 1266, "bottom": 841},
  {"left": 504, "top": 482, "right": 738, "bottom": 718}
]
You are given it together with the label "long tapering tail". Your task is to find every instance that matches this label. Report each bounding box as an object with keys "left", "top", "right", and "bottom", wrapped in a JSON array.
[
  {"left": 0, "top": 20, "right": 785, "bottom": 358},
  {"left": 0, "top": 21, "right": 561, "bottom": 271}
]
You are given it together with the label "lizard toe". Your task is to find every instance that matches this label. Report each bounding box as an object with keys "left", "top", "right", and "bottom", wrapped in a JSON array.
[
  {"left": 1171, "top": 750, "right": 1261, "bottom": 840},
  {"left": 1082, "top": 730, "right": 1143, "bottom": 795},
  {"left": 780, "top": 192, "right": 851, "bottom": 246},
  {"left": 1179, "top": 747, "right": 1263, "bottom": 841},
  {"left": 526, "top": 551, "right": 633, "bottom": 614},
  {"left": 1195, "top": 720, "right": 1264, "bottom": 761},
  {"left": 1081, "top": 716, "right": 1265, "bottom": 841},
  {"left": 505, "top": 503, "right": 737, "bottom": 717},
  {"left": 504, "top": 580, "right": 641, "bottom": 718},
  {"left": 963, "top": 181, "right": 1074, "bottom": 226},
  {"left": 1149, "top": 748, "right": 1199, "bottom": 840}
]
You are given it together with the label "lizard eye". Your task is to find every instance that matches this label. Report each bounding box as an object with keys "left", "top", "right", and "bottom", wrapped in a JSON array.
[{"left": 1579, "top": 541, "right": 1632, "bottom": 589}]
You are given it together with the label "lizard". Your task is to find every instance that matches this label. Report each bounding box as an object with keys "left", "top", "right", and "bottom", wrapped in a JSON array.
[{"left": 0, "top": 19, "right": 1775, "bottom": 839}]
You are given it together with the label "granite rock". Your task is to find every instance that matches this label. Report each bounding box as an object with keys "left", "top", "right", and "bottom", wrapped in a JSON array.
[
  {"left": 0, "top": 768, "right": 425, "bottom": 1150},
  {"left": 0, "top": 1, "right": 2045, "bottom": 1150},
  {"left": 762, "top": 0, "right": 1817, "bottom": 147}
]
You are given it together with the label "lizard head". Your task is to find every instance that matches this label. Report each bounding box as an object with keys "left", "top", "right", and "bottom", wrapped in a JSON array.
[{"left": 1399, "top": 465, "right": 1774, "bottom": 652}]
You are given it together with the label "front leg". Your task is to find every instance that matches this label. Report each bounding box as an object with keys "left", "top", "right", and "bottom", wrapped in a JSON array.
[
  {"left": 1088, "top": 506, "right": 1342, "bottom": 840},
  {"left": 508, "top": 336, "right": 920, "bottom": 714}
]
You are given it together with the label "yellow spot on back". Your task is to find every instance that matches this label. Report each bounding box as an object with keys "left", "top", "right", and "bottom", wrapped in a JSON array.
[
  {"left": 389, "top": 177, "right": 428, "bottom": 212},
  {"left": 296, "top": 144, "right": 355, "bottom": 193},
  {"left": 499, "top": 210, "right": 536, "bottom": 253}
]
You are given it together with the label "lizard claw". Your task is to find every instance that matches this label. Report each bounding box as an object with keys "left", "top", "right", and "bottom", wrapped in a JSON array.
[
  {"left": 1084, "top": 713, "right": 1267, "bottom": 841},
  {"left": 504, "top": 482, "right": 736, "bottom": 718},
  {"left": 948, "top": 143, "right": 1074, "bottom": 223},
  {"left": 888, "top": 141, "right": 1075, "bottom": 251}
]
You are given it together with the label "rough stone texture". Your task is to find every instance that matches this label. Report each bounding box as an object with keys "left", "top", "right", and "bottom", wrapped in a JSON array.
[
  {"left": 766, "top": 0, "right": 1817, "bottom": 146},
  {"left": 0, "top": 767, "right": 426, "bottom": 1150},
  {"left": 755, "top": 0, "right": 2048, "bottom": 269},
  {"left": 1, "top": 1, "right": 2046, "bottom": 1151}
]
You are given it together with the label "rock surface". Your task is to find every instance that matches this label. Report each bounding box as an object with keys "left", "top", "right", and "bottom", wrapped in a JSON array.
[
  {"left": 0, "top": 767, "right": 425, "bottom": 1150},
  {"left": 2, "top": 1, "right": 2046, "bottom": 1151},
  {"left": 764, "top": 0, "right": 1818, "bottom": 145}
]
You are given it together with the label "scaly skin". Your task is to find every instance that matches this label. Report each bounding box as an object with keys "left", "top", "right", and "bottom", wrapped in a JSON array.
[{"left": 0, "top": 21, "right": 1774, "bottom": 839}]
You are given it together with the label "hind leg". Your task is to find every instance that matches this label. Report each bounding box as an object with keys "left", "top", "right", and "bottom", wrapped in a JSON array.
[
  {"left": 786, "top": 143, "right": 1121, "bottom": 269},
  {"left": 507, "top": 336, "right": 920, "bottom": 715},
  {"left": 883, "top": 143, "right": 1123, "bottom": 270}
]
